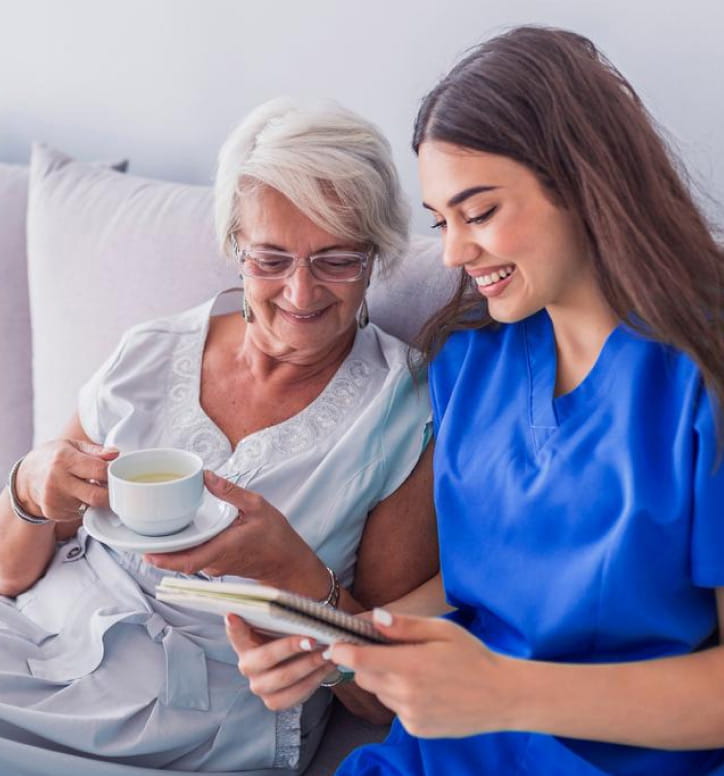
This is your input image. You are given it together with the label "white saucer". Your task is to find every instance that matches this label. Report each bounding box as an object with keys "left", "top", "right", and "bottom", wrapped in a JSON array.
[{"left": 83, "top": 490, "right": 237, "bottom": 554}]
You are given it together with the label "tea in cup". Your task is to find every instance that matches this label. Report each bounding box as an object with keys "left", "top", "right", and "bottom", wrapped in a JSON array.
[{"left": 108, "top": 448, "right": 204, "bottom": 536}]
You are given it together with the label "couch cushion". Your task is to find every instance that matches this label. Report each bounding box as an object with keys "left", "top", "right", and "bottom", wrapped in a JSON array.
[
  {"left": 0, "top": 163, "right": 33, "bottom": 478},
  {"left": 26, "top": 144, "right": 238, "bottom": 443},
  {"left": 368, "top": 234, "right": 455, "bottom": 346},
  {"left": 26, "top": 144, "right": 452, "bottom": 444}
]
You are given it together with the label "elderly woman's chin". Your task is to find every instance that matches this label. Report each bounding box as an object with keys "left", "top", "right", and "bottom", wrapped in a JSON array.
[{"left": 253, "top": 300, "right": 363, "bottom": 355}]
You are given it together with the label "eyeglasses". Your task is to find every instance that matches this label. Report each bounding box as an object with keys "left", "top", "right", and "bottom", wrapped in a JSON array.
[{"left": 232, "top": 238, "right": 372, "bottom": 283}]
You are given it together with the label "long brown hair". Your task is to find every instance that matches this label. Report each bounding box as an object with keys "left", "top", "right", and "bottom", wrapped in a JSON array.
[{"left": 413, "top": 26, "right": 724, "bottom": 423}]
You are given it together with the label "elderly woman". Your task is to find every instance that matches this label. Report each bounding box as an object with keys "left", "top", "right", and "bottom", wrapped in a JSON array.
[{"left": 0, "top": 98, "right": 437, "bottom": 775}]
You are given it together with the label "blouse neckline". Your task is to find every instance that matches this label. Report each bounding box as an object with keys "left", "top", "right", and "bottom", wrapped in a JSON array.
[{"left": 163, "top": 290, "right": 376, "bottom": 480}]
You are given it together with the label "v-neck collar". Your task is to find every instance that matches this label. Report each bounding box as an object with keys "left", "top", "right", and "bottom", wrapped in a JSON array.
[
  {"left": 162, "top": 289, "right": 378, "bottom": 481},
  {"left": 524, "top": 310, "right": 629, "bottom": 451}
]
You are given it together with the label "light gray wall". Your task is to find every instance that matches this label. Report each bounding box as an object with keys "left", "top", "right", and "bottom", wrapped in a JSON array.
[{"left": 1, "top": 0, "right": 722, "bottom": 231}]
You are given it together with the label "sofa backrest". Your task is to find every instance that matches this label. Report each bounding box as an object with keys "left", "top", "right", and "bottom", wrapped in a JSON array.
[
  {"left": 11, "top": 144, "right": 454, "bottom": 449},
  {"left": 0, "top": 163, "right": 33, "bottom": 477}
]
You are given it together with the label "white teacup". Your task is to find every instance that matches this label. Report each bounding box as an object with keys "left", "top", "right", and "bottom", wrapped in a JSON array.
[{"left": 108, "top": 448, "right": 204, "bottom": 536}]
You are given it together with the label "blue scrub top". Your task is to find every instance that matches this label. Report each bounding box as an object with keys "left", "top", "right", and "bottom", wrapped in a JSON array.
[{"left": 338, "top": 310, "right": 724, "bottom": 776}]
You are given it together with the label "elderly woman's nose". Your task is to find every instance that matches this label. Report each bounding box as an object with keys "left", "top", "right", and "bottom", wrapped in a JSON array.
[{"left": 284, "top": 264, "right": 319, "bottom": 306}]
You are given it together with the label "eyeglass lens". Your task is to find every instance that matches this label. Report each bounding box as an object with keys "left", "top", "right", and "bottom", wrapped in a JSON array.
[{"left": 242, "top": 251, "right": 365, "bottom": 281}]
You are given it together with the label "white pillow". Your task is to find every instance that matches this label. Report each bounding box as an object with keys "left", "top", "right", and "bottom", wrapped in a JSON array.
[
  {"left": 0, "top": 163, "right": 33, "bottom": 476},
  {"left": 27, "top": 144, "right": 237, "bottom": 443}
]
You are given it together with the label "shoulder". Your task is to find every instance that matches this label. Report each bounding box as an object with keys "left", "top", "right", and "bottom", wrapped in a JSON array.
[
  {"left": 111, "top": 300, "right": 213, "bottom": 364},
  {"left": 98, "top": 296, "right": 215, "bottom": 383},
  {"left": 619, "top": 326, "right": 703, "bottom": 401}
]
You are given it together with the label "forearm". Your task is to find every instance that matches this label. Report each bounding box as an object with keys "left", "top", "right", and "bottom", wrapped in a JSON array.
[
  {"left": 509, "top": 645, "right": 724, "bottom": 749},
  {"left": 0, "top": 488, "right": 56, "bottom": 596},
  {"left": 385, "top": 572, "right": 453, "bottom": 617}
]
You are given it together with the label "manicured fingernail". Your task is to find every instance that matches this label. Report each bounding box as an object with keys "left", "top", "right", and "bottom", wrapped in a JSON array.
[
  {"left": 204, "top": 469, "right": 220, "bottom": 484},
  {"left": 373, "top": 608, "right": 393, "bottom": 626},
  {"left": 224, "top": 614, "right": 235, "bottom": 629},
  {"left": 321, "top": 648, "right": 332, "bottom": 660},
  {"left": 300, "top": 638, "right": 313, "bottom": 651}
]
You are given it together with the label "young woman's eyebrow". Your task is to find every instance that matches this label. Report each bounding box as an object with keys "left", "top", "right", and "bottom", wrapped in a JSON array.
[{"left": 422, "top": 185, "right": 499, "bottom": 211}]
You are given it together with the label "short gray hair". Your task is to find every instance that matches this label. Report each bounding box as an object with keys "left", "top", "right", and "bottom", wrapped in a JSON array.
[{"left": 214, "top": 97, "right": 410, "bottom": 274}]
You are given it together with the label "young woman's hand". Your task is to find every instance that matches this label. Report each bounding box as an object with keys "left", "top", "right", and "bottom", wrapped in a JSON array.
[
  {"left": 145, "top": 471, "right": 330, "bottom": 598},
  {"left": 329, "top": 610, "right": 520, "bottom": 739},
  {"left": 225, "top": 614, "right": 335, "bottom": 709}
]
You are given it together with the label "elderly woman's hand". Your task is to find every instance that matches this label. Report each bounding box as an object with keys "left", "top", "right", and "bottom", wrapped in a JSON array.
[
  {"left": 146, "top": 471, "right": 330, "bottom": 595},
  {"left": 15, "top": 440, "right": 118, "bottom": 523},
  {"left": 225, "top": 614, "right": 335, "bottom": 709}
]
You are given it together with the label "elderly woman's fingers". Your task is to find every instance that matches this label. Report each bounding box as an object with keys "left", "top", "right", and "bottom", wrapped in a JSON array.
[
  {"left": 19, "top": 440, "right": 119, "bottom": 521},
  {"left": 203, "top": 470, "right": 268, "bottom": 513},
  {"left": 144, "top": 522, "right": 242, "bottom": 573}
]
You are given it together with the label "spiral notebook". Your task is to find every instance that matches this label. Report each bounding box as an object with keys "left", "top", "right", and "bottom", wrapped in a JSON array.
[{"left": 156, "top": 576, "right": 389, "bottom": 645}]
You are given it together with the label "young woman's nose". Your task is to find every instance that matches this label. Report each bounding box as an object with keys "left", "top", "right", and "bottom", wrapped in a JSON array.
[{"left": 441, "top": 226, "right": 482, "bottom": 269}]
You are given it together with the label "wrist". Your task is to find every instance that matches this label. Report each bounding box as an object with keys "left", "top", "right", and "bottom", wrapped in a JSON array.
[
  {"left": 497, "top": 654, "right": 550, "bottom": 733},
  {"left": 13, "top": 458, "right": 39, "bottom": 513},
  {"left": 7, "top": 457, "right": 49, "bottom": 525}
]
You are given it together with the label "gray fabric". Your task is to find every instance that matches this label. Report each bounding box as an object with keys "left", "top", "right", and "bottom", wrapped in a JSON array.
[
  {"left": 368, "top": 234, "right": 457, "bottom": 345},
  {"left": 0, "top": 163, "right": 32, "bottom": 480},
  {"left": 303, "top": 702, "right": 389, "bottom": 775}
]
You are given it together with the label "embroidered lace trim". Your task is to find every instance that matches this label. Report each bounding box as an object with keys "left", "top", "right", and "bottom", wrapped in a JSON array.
[{"left": 161, "top": 313, "right": 373, "bottom": 478}]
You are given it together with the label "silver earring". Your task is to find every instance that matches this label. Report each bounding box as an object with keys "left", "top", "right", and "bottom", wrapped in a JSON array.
[
  {"left": 242, "top": 290, "right": 254, "bottom": 323},
  {"left": 358, "top": 298, "right": 369, "bottom": 329}
]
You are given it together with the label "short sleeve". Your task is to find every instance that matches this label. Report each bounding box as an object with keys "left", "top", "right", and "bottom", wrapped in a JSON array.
[
  {"left": 377, "top": 370, "right": 432, "bottom": 501},
  {"left": 77, "top": 335, "right": 128, "bottom": 444},
  {"left": 689, "top": 386, "right": 724, "bottom": 587}
]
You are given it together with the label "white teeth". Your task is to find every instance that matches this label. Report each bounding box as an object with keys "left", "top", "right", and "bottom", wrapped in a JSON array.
[
  {"left": 474, "top": 266, "right": 514, "bottom": 287},
  {"left": 285, "top": 310, "right": 323, "bottom": 319}
]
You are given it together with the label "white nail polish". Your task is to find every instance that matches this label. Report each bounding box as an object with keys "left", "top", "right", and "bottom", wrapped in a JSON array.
[
  {"left": 373, "top": 608, "right": 393, "bottom": 626},
  {"left": 321, "top": 648, "right": 332, "bottom": 660},
  {"left": 300, "top": 638, "right": 313, "bottom": 652}
]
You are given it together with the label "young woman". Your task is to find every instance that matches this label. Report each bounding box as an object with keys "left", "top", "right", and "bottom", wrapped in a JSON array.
[{"left": 229, "top": 25, "right": 724, "bottom": 776}]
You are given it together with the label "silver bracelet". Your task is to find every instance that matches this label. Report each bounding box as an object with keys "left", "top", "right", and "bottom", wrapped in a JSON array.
[
  {"left": 318, "top": 566, "right": 340, "bottom": 608},
  {"left": 320, "top": 668, "right": 354, "bottom": 688},
  {"left": 7, "top": 457, "right": 50, "bottom": 525}
]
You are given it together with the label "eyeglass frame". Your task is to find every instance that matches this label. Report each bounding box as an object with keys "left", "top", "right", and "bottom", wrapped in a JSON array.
[{"left": 231, "top": 235, "right": 374, "bottom": 283}]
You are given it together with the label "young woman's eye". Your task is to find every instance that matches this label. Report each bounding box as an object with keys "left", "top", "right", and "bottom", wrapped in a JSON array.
[
  {"left": 430, "top": 219, "right": 447, "bottom": 231},
  {"left": 467, "top": 206, "right": 497, "bottom": 225}
]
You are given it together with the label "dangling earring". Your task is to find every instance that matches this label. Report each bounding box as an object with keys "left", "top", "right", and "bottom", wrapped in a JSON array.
[
  {"left": 357, "top": 297, "right": 369, "bottom": 329},
  {"left": 242, "top": 289, "right": 254, "bottom": 323}
]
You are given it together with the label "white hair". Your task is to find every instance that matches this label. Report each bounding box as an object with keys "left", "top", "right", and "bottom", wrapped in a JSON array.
[{"left": 214, "top": 97, "right": 410, "bottom": 274}]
